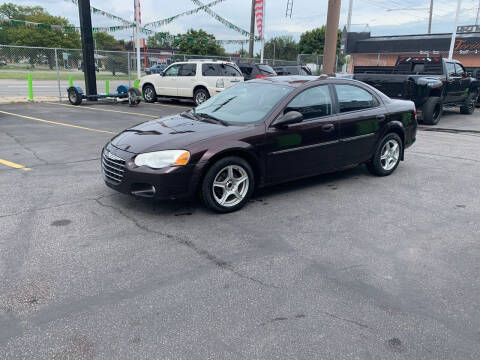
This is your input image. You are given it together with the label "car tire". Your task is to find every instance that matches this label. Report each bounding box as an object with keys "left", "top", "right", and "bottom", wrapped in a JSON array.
[
  {"left": 201, "top": 156, "right": 254, "bottom": 213},
  {"left": 142, "top": 84, "right": 157, "bottom": 103},
  {"left": 194, "top": 88, "right": 210, "bottom": 106},
  {"left": 460, "top": 92, "right": 476, "bottom": 115},
  {"left": 366, "top": 133, "right": 403, "bottom": 177},
  {"left": 421, "top": 97, "right": 442, "bottom": 125}
]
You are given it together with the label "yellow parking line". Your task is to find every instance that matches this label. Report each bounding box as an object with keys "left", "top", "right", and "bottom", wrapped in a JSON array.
[
  {"left": 45, "top": 102, "right": 163, "bottom": 118},
  {"left": 0, "top": 158, "right": 31, "bottom": 171},
  {"left": 0, "top": 110, "right": 115, "bottom": 134}
]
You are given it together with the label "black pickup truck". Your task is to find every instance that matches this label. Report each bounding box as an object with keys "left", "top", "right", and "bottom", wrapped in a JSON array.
[{"left": 352, "top": 56, "right": 479, "bottom": 125}]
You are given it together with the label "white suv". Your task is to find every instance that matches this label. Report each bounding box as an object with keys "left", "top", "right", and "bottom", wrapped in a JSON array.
[{"left": 140, "top": 60, "right": 244, "bottom": 106}]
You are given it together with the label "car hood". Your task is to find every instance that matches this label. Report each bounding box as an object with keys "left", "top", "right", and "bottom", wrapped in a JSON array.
[{"left": 110, "top": 114, "right": 239, "bottom": 154}]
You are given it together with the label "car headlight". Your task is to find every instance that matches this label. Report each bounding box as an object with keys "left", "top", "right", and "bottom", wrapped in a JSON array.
[{"left": 134, "top": 150, "right": 190, "bottom": 169}]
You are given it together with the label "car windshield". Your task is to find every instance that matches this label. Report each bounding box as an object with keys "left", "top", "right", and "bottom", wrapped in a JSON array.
[{"left": 195, "top": 82, "right": 293, "bottom": 124}]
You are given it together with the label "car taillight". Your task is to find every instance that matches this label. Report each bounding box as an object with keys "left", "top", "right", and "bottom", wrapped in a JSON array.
[
  {"left": 414, "top": 108, "right": 418, "bottom": 121},
  {"left": 255, "top": 74, "right": 268, "bottom": 79}
]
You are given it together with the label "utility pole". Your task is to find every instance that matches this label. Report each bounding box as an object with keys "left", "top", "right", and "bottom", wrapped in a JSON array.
[
  {"left": 428, "top": 0, "right": 434, "bottom": 34},
  {"left": 449, "top": 0, "right": 462, "bottom": 60},
  {"left": 249, "top": 0, "right": 255, "bottom": 58},
  {"left": 323, "top": 0, "right": 341, "bottom": 75},
  {"left": 346, "top": 0, "right": 353, "bottom": 32},
  {"left": 77, "top": 0, "right": 97, "bottom": 97},
  {"left": 476, "top": 0, "right": 480, "bottom": 26}
]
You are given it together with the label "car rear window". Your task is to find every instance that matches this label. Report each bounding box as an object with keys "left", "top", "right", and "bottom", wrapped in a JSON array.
[
  {"left": 222, "top": 64, "right": 243, "bottom": 77},
  {"left": 239, "top": 66, "right": 253, "bottom": 76},
  {"left": 258, "top": 65, "right": 276, "bottom": 75}
]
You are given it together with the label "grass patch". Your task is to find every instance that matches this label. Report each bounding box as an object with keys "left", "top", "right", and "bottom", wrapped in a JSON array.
[{"left": 0, "top": 71, "right": 130, "bottom": 81}]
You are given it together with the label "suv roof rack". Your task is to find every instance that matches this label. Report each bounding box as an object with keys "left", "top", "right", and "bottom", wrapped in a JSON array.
[{"left": 187, "top": 59, "right": 216, "bottom": 62}]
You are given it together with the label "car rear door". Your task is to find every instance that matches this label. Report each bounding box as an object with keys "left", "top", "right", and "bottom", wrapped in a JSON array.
[
  {"left": 176, "top": 63, "right": 197, "bottom": 97},
  {"left": 333, "top": 83, "right": 383, "bottom": 166},
  {"left": 156, "top": 63, "right": 180, "bottom": 96},
  {"left": 455, "top": 63, "right": 471, "bottom": 102},
  {"left": 265, "top": 84, "right": 341, "bottom": 182}
]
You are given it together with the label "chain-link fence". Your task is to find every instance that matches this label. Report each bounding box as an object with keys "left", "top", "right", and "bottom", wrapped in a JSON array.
[{"left": 0, "top": 44, "right": 359, "bottom": 100}]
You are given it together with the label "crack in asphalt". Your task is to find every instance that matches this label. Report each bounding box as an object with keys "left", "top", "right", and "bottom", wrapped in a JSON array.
[
  {"left": 324, "top": 311, "right": 370, "bottom": 329},
  {"left": 410, "top": 151, "right": 480, "bottom": 163},
  {"left": 1, "top": 130, "right": 49, "bottom": 164},
  {"left": 94, "top": 198, "right": 279, "bottom": 289},
  {"left": 418, "top": 127, "right": 480, "bottom": 136},
  {"left": 0, "top": 194, "right": 118, "bottom": 219}
]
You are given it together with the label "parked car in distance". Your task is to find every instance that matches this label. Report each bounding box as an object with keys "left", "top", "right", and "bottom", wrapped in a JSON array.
[
  {"left": 237, "top": 63, "right": 277, "bottom": 80},
  {"left": 140, "top": 60, "right": 244, "bottom": 106},
  {"left": 274, "top": 65, "right": 312, "bottom": 76},
  {"left": 353, "top": 56, "right": 479, "bottom": 125},
  {"left": 102, "top": 76, "right": 417, "bottom": 212},
  {"left": 145, "top": 63, "right": 167, "bottom": 75}
]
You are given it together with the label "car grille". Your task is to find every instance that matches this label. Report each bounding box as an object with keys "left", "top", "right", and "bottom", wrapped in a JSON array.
[{"left": 102, "top": 150, "right": 125, "bottom": 184}]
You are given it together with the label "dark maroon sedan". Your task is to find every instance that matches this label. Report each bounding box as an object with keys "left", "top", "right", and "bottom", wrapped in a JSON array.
[{"left": 102, "top": 76, "right": 417, "bottom": 212}]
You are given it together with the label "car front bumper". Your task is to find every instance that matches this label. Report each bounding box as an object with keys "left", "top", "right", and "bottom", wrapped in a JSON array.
[{"left": 102, "top": 145, "right": 200, "bottom": 200}]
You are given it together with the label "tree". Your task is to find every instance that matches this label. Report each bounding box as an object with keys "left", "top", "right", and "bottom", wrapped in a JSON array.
[
  {"left": 147, "top": 32, "right": 174, "bottom": 49},
  {"left": 0, "top": 3, "right": 81, "bottom": 69},
  {"left": 298, "top": 26, "right": 341, "bottom": 55},
  {"left": 173, "top": 29, "right": 225, "bottom": 56},
  {"left": 93, "top": 32, "right": 127, "bottom": 76},
  {"left": 263, "top": 36, "right": 298, "bottom": 61}
]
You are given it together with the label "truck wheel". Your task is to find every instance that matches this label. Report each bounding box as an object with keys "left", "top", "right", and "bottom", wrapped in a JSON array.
[
  {"left": 142, "top": 84, "right": 157, "bottom": 103},
  {"left": 421, "top": 97, "right": 442, "bottom": 125},
  {"left": 460, "top": 92, "right": 476, "bottom": 115}
]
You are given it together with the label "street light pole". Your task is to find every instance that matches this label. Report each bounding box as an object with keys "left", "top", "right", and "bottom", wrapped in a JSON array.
[
  {"left": 346, "top": 0, "right": 353, "bottom": 32},
  {"left": 78, "top": 0, "right": 97, "bottom": 97},
  {"left": 448, "top": 0, "right": 462, "bottom": 60},
  {"left": 249, "top": 0, "right": 255, "bottom": 58},
  {"left": 428, "top": 0, "right": 434, "bottom": 34},
  {"left": 476, "top": 0, "right": 480, "bottom": 26}
]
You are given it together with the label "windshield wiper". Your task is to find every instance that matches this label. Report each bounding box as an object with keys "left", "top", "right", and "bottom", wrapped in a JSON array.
[
  {"left": 180, "top": 110, "right": 198, "bottom": 120},
  {"left": 196, "top": 112, "right": 229, "bottom": 126}
]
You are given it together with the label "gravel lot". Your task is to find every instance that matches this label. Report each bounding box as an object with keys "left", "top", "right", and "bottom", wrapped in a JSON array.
[{"left": 0, "top": 101, "right": 479, "bottom": 359}]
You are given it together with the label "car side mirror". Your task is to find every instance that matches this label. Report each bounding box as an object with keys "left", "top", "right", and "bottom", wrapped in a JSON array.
[
  {"left": 160, "top": 71, "right": 165, "bottom": 76},
  {"left": 273, "top": 111, "right": 303, "bottom": 128}
]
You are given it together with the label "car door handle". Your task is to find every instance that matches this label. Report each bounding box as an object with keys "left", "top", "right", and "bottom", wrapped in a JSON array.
[
  {"left": 376, "top": 115, "right": 386, "bottom": 121},
  {"left": 230, "top": 79, "right": 241, "bottom": 83},
  {"left": 321, "top": 124, "right": 335, "bottom": 132}
]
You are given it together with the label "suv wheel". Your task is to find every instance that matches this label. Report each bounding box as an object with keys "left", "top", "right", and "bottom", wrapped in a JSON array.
[
  {"left": 143, "top": 84, "right": 157, "bottom": 103},
  {"left": 460, "top": 92, "right": 476, "bottom": 115},
  {"left": 201, "top": 156, "right": 254, "bottom": 213},
  {"left": 367, "top": 133, "right": 403, "bottom": 176},
  {"left": 194, "top": 88, "right": 210, "bottom": 106},
  {"left": 421, "top": 97, "right": 442, "bottom": 125}
]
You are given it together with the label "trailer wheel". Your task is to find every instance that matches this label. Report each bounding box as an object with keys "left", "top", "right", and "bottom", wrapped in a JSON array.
[
  {"left": 128, "top": 87, "right": 142, "bottom": 106},
  {"left": 67, "top": 87, "right": 82, "bottom": 105},
  {"left": 421, "top": 97, "right": 442, "bottom": 125}
]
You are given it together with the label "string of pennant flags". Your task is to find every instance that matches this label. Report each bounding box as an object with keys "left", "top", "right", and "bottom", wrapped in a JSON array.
[{"left": 0, "top": 18, "right": 256, "bottom": 44}]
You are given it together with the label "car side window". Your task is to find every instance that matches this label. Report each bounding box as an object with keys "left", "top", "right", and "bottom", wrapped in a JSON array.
[
  {"left": 455, "top": 63, "right": 465, "bottom": 77},
  {"left": 334, "top": 84, "right": 378, "bottom": 113},
  {"left": 446, "top": 62, "right": 456, "bottom": 77},
  {"left": 202, "top": 63, "right": 220, "bottom": 76},
  {"left": 222, "top": 65, "right": 243, "bottom": 77},
  {"left": 164, "top": 64, "right": 180, "bottom": 76},
  {"left": 285, "top": 85, "right": 332, "bottom": 120},
  {"left": 179, "top": 64, "right": 196, "bottom": 76}
]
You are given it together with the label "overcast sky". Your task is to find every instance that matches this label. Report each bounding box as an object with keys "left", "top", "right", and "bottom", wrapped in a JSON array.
[{"left": 10, "top": 0, "right": 480, "bottom": 52}]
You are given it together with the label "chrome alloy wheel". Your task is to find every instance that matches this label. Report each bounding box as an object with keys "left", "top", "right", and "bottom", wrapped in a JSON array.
[
  {"left": 212, "top": 165, "right": 249, "bottom": 207},
  {"left": 144, "top": 87, "right": 154, "bottom": 101},
  {"left": 195, "top": 91, "right": 207, "bottom": 105},
  {"left": 380, "top": 139, "right": 400, "bottom": 171}
]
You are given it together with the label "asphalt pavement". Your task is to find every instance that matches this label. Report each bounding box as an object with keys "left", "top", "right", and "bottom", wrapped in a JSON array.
[{"left": 0, "top": 101, "right": 479, "bottom": 359}]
